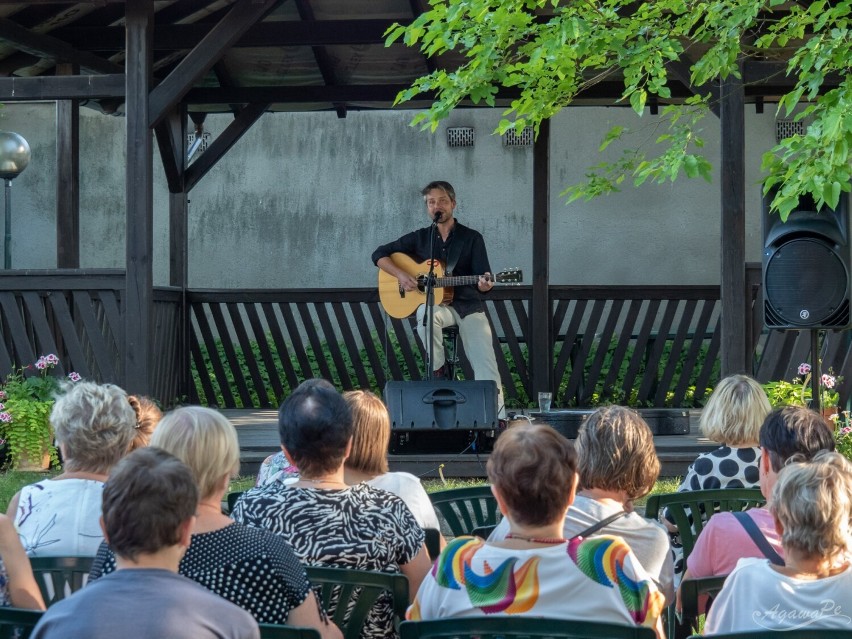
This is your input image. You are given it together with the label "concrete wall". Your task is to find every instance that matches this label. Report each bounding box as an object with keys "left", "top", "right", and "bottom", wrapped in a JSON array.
[{"left": 0, "top": 102, "right": 778, "bottom": 287}]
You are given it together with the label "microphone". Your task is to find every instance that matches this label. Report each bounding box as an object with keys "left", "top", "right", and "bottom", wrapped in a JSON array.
[{"left": 433, "top": 211, "right": 442, "bottom": 223}]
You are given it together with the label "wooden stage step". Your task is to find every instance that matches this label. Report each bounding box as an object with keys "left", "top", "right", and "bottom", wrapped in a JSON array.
[{"left": 225, "top": 409, "right": 714, "bottom": 479}]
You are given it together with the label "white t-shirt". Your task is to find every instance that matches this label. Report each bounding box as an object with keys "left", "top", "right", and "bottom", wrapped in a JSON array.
[
  {"left": 705, "top": 557, "right": 852, "bottom": 634},
  {"left": 367, "top": 472, "right": 440, "bottom": 530},
  {"left": 409, "top": 535, "right": 664, "bottom": 631},
  {"left": 490, "top": 494, "right": 674, "bottom": 603}
]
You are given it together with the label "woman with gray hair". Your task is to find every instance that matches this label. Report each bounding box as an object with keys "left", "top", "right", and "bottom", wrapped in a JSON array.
[
  {"left": 705, "top": 451, "right": 852, "bottom": 634},
  {"left": 6, "top": 382, "right": 136, "bottom": 556}
]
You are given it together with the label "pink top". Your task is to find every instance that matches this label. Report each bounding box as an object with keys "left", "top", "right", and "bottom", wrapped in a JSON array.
[{"left": 687, "top": 507, "right": 783, "bottom": 578}]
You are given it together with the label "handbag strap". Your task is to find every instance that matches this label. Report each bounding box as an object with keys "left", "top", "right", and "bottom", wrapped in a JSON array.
[
  {"left": 732, "top": 511, "right": 785, "bottom": 566},
  {"left": 570, "top": 510, "right": 629, "bottom": 541}
]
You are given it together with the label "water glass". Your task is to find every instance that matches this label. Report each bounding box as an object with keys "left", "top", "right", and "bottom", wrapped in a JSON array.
[{"left": 538, "top": 391, "right": 552, "bottom": 412}]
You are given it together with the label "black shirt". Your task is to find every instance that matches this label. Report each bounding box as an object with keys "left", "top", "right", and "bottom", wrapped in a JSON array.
[{"left": 372, "top": 220, "right": 492, "bottom": 318}]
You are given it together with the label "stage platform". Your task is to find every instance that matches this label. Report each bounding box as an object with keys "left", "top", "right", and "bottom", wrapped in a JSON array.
[{"left": 225, "top": 409, "right": 715, "bottom": 479}]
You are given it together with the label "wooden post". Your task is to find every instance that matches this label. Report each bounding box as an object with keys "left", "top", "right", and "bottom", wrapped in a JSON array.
[
  {"left": 531, "top": 119, "right": 552, "bottom": 397},
  {"left": 56, "top": 62, "right": 79, "bottom": 268},
  {"left": 720, "top": 69, "right": 749, "bottom": 375},
  {"left": 125, "top": 1, "right": 154, "bottom": 395}
]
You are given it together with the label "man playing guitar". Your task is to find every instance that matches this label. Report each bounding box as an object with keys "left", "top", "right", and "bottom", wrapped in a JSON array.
[{"left": 372, "top": 180, "right": 505, "bottom": 416}]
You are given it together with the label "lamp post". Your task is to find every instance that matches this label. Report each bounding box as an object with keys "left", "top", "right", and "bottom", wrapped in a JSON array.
[{"left": 0, "top": 131, "right": 31, "bottom": 269}]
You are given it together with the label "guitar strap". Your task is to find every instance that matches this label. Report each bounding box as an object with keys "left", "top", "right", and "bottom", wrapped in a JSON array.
[{"left": 445, "top": 235, "right": 461, "bottom": 277}]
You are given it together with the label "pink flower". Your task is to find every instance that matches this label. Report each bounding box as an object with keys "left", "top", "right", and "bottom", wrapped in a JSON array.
[
  {"left": 843, "top": 427, "right": 852, "bottom": 435},
  {"left": 822, "top": 374, "right": 836, "bottom": 389},
  {"left": 0, "top": 412, "right": 11, "bottom": 423},
  {"left": 67, "top": 372, "right": 81, "bottom": 382},
  {"left": 34, "top": 357, "right": 47, "bottom": 370},
  {"left": 0, "top": 403, "right": 4, "bottom": 411},
  {"left": 798, "top": 363, "right": 812, "bottom": 376},
  {"left": 0, "top": 390, "right": 6, "bottom": 399},
  {"left": 44, "top": 354, "right": 59, "bottom": 366}
]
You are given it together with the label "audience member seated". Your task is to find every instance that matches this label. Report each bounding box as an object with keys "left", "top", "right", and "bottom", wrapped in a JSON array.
[
  {"left": 705, "top": 451, "right": 852, "bottom": 634},
  {"left": 411, "top": 423, "right": 665, "bottom": 639},
  {"left": 0, "top": 514, "right": 44, "bottom": 609},
  {"left": 255, "top": 450, "right": 299, "bottom": 486},
  {"left": 676, "top": 374, "right": 771, "bottom": 493},
  {"left": 126, "top": 395, "right": 162, "bottom": 451},
  {"left": 490, "top": 405, "right": 674, "bottom": 603},
  {"left": 342, "top": 390, "right": 441, "bottom": 532},
  {"left": 8, "top": 382, "right": 137, "bottom": 556},
  {"left": 31, "top": 447, "right": 259, "bottom": 639},
  {"left": 89, "top": 406, "right": 340, "bottom": 639},
  {"left": 678, "top": 406, "right": 836, "bottom": 612},
  {"left": 232, "top": 379, "right": 431, "bottom": 639}
]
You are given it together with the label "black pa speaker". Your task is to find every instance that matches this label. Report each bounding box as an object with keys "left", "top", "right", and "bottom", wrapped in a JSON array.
[
  {"left": 762, "top": 191, "right": 851, "bottom": 329},
  {"left": 384, "top": 380, "right": 498, "bottom": 430}
]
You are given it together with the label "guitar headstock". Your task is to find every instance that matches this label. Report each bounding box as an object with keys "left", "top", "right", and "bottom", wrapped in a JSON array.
[{"left": 494, "top": 268, "right": 523, "bottom": 284}]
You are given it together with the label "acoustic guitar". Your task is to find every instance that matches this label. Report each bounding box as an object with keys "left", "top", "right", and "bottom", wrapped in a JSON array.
[{"left": 378, "top": 252, "right": 523, "bottom": 319}]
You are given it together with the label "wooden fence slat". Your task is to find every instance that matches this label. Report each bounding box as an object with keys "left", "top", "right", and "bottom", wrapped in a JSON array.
[
  {"left": 368, "top": 304, "right": 405, "bottom": 382},
  {"left": 314, "top": 303, "right": 353, "bottom": 389},
  {"left": 602, "top": 298, "right": 642, "bottom": 397},
  {"left": 244, "top": 303, "right": 285, "bottom": 403},
  {"left": 349, "top": 302, "right": 387, "bottom": 390},
  {"left": 584, "top": 299, "right": 624, "bottom": 402},
  {"left": 226, "top": 303, "right": 271, "bottom": 408},
  {"left": 394, "top": 317, "right": 423, "bottom": 379},
  {"left": 672, "top": 299, "right": 717, "bottom": 402},
  {"left": 189, "top": 328, "right": 217, "bottom": 405},
  {"left": 279, "top": 303, "right": 316, "bottom": 380},
  {"left": 209, "top": 303, "right": 253, "bottom": 408},
  {"left": 0, "top": 292, "right": 37, "bottom": 368},
  {"left": 261, "top": 303, "right": 301, "bottom": 393},
  {"left": 72, "top": 291, "right": 117, "bottom": 380},
  {"left": 297, "top": 304, "right": 335, "bottom": 382},
  {"left": 554, "top": 299, "right": 588, "bottom": 404},
  {"left": 693, "top": 322, "right": 721, "bottom": 395},
  {"left": 655, "top": 299, "right": 699, "bottom": 406},
  {"left": 331, "top": 302, "right": 372, "bottom": 390},
  {"left": 492, "top": 299, "right": 527, "bottom": 400},
  {"left": 46, "top": 292, "right": 92, "bottom": 378},
  {"left": 637, "top": 299, "right": 679, "bottom": 404},
  {"left": 191, "top": 302, "right": 236, "bottom": 407},
  {"left": 20, "top": 292, "right": 60, "bottom": 361},
  {"left": 565, "top": 299, "right": 605, "bottom": 405},
  {"left": 621, "top": 300, "right": 661, "bottom": 399}
]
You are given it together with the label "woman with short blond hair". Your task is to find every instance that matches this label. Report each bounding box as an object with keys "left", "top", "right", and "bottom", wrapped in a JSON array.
[{"left": 705, "top": 451, "right": 852, "bottom": 634}]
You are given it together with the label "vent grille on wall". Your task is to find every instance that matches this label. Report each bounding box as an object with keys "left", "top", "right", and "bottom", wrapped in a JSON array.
[
  {"left": 502, "top": 127, "right": 533, "bottom": 147},
  {"left": 447, "top": 127, "right": 475, "bottom": 148},
  {"left": 187, "top": 131, "right": 211, "bottom": 154},
  {"left": 775, "top": 119, "right": 805, "bottom": 143}
]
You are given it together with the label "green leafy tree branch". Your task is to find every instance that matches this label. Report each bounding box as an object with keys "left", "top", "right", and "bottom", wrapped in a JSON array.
[{"left": 386, "top": 0, "right": 852, "bottom": 220}]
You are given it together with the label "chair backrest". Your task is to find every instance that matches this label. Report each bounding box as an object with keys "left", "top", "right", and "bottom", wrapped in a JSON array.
[
  {"left": 227, "top": 490, "right": 244, "bottom": 514},
  {"left": 29, "top": 555, "right": 95, "bottom": 605},
  {"left": 679, "top": 574, "right": 728, "bottom": 631},
  {"left": 0, "top": 607, "right": 44, "bottom": 639},
  {"left": 259, "top": 624, "right": 322, "bottom": 639},
  {"left": 400, "top": 618, "right": 656, "bottom": 639},
  {"left": 427, "top": 486, "right": 500, "bottom": 537},
  {"left": 644, "top": 488, "right": 764, "bottom": 560},
  {"left": 470, "top": 524, "right": 496, "bottom": 539},
  {"left": 305, "top": 566, "right": 409, "bottom": 639},
  {"left": 423, "top": 528, "right": 441, "bottom": 560}
]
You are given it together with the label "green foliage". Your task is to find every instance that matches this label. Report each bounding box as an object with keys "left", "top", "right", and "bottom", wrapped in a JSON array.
[
  {"left": 0, "top": 355, "right": 74, "bottom": 469},
  {"left": 762, "top": 363, "right": 841, "bottom": 408},
  {"left": 387, "top": 0, "right": 852, "bottom": 214},
  {"left": 835, "top": 415, "right": 852, "bottom": 463}
]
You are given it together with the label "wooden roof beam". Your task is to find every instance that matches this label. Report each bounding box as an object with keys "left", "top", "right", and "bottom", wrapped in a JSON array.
[
  {"left": 148, "top": 0, "right": 283, "bottom": 128},
  {"left": 0, "top": 16, "right": 122, "bottom": 74},
  {"left": 0, "top": 73, "right": 124, "bottom": 100}
]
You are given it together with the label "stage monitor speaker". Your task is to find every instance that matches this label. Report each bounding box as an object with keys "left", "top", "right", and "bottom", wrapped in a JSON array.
[
  {"left": 762, "top": 190, "right": 851, "bottom": 329},
  {"left": 384, "top": 380, "right": 498, "bottom": 431}
]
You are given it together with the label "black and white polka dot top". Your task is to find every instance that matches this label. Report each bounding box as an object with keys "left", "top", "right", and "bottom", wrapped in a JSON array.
[
  {"left": 90, "top": 523, "right": 311, "bottom": 624},
  {"left": 677, "top": 445, "right": 761, "bottom": 491}
]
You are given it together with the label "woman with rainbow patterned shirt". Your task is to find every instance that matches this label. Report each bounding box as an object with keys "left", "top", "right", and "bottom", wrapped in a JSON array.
[{"left": 408, "top": 423, "right": 665, "bottom": 639}]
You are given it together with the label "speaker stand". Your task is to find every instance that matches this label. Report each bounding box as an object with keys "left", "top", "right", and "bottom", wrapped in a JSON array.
[{"left": 810, "top": 329, "right": 822, "bottom": 412}]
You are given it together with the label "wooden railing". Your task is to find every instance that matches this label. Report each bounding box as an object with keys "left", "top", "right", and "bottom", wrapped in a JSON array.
[{"left": 2, "top": 270, "right": 851, "bottom": 409}]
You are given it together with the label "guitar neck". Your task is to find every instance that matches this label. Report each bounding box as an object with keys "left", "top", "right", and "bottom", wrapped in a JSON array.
[{"left": 435, "top": 274, "right": 491, "bottom": 287}]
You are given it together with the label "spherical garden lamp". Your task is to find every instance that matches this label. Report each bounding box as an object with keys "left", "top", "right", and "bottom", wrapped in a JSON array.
[{"left": 0, "top": 131, "right": 31, "bottom": 269}]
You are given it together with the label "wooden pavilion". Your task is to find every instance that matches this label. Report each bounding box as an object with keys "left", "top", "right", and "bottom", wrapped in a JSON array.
[{"left": 0, "top": 0, "right": 848, "bottom": 409}]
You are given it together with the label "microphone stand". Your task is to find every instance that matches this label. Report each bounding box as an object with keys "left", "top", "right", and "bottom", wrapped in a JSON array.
[{"left": 423, "top": 212, "right": 441, "bottom": 381}]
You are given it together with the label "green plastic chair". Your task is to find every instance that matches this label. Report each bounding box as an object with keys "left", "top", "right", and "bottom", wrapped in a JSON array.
[
  {"left": 0, "top": 607, "right": 44, "bottom": 639},
  {"left": 427, "top": 486, "right": 500, "bottom": 537},
  {"left": 259, "top": 625, "right": 322, "bottom": 639},
  {"left": 305, "top": 566, "right": 409, "bottom": 639},
  {"left": 227, "top": 490, "right": 245, "bottom": 514},
  {"left": 399, "top": 618, "right": 656, "bottom": 639},
  {"left": 644, "top": 488, "right": 765, "bottom": 561},
  {"left": 29, "top": 555, "right": 95, "bottom": 605},
  {"left": 678, "top": 574, "right": 728, "bottom": 632}
]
